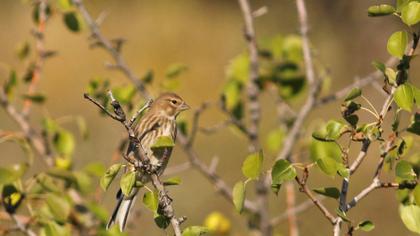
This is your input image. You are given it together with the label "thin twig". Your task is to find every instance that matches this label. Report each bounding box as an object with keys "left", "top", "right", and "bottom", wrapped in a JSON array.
[
  {"left": 238, "top": 1, "right": 270, "bottom": 235},
  {"left": 316, "top": 57, "right": 398, "bottom": 107},
  {"left": 71, "top": 0, "right": 151, "bottom": 99},
  {"left": 22, "top": 0, "right": 48, "bottom": 117}
]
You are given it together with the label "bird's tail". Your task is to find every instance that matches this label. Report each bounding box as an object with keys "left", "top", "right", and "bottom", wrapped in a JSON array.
[{"left": 106, "top": 188, "right": 138, "bottom": 231}]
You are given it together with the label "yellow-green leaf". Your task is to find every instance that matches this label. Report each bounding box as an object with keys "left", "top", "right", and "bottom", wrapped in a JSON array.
[
  {"left": 401, "top": 1, "right": 420, "bottom": 26},
  {"left": 100, "top": 164, "right": 122, "bottom": 191},
  {"left": 232, "top": 181, "right": 245, "bottom": 213},
  {"left": 387, "top": 31, "right": 408, "bottom": 59},
  {"left": 399, "top": 204, "right": 420, "bottom": 234},
  {"left": 143, "top": 191, "right": 158, "bottom": 212},
  {"left": 394, "top": 84, "right": 415, "bottom": 112},
  {"left": 241, "top": 151, "right": 263, "bottom": 179},
  {"left": 120, "top": 171, "right": 136, "bottom": 196}
]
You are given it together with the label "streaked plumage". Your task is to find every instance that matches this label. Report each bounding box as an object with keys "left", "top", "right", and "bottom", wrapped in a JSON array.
[{"left": 107, "top": 92, "right": 189, "bottom": 231}]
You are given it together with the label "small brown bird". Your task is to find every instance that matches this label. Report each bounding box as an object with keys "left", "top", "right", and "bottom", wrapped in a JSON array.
[{"left": 106, "top": 92, "right": 190, "bottom": 231}]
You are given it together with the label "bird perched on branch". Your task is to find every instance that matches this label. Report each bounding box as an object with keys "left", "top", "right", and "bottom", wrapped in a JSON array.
[{"left": 107, "top": 92, "right": 190, "bottom": 231}]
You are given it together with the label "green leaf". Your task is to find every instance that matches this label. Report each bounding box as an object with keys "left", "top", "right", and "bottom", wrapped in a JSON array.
[
  {"left": 100, "top": 164, "right": 122, "bottom": 191},
  {"left": 86, "top": 202, "right": 108, "bottom": 224},
  {"left": 356, "top": 220, "right": 375, "bottom": 232},
  {"left": 166, "top": 63, "right": 188, "bottom": 79},
  {"left": 266, "top": 128, "right": 285, "bottom": 152},
  {"left": 313, "top": 120, "right": 346, "bottom": 142},
  {"left": 112, "top": 85, "right": 136, "bottom": 104},
  {"left": 83, "top": 162, "right": 106, "bottom": 177},
  {"left": 396, "top": 160, "right": 416, "bottom": 180},
  {"left": 16, "top": 41, "right": 30, "bottom": 60},
  {"left": 142, "top": 69, "right": 154, "bottom": 84},
  {"left": 271, "top": 159, "right": 297, "bottom": 185},
  {"left": 42, "top": 221, "right": 71, "bottom": 236},
  {"left": 401, "top": 1, "right": 420, "bottom": 26},
  {"left": 344, "top": 88, "right": 362, "bottom": 101},
  {"left": 312, "top": 187, "right": 340, "bottom": 199},
  {"left": 0, "top": 167, "right": 19, "bottom": 185},
  {"left": 63, "top": 12, "right": 81, "bottom": 32},
  {"left": 222, "top": 80, "right": 242, "bottom": 110},
  {"left": 368, "top": 4, "right": 396, "bottom": 16},
  {"left": 46, "top": 193, "right": 71, "bottom": 222},
  {"left": 151, "top": 136, "right": 175, "bottom": 149},
  {"left": 407, "top": 113, "right": 420, "bottom": 135},
  {"left": 154, "top": 215, "right": 170, "bottom": 229},
  {"left": 182, "top": 226, "right": 209, "bottom": 236},
  {"left": 372, "top": 60, "right": 386, "bottom": 72},
  {"left": 76, "top": 116, "right": 89, "bottom": 139},
  {"left": 22, "top": 93, "right": 46, "bottom": 103},
  {"left": 241, "top": 151, "right": 263, "bottom": 179},
  {"left": 413, "top": 185, "right": 420, "bottom": 205},
  {"left": 74, "top": 171, "right": 92, "bottom": 194},
  {"left": 310, "top": 140, "right": 342, "bottom": 176},
  {"left": 4, "top": 70, "right": 17, "bottom": 96},
  {"left": 387, "top": 31, "right": 408, "bottom": 59},
  {"left": 143, "top": 191, "right": 158, "bottom": 212},
  {"left": 57, "top": 0, "right": 72, "bottom": 11},
  {"left": 53, "top": 129, "right": 75, "bottom": 156},
  {"left": 232, "top": 181, "right": 245, "bottom": 213},
  {"left": 226, "top": 53, "right": 249, "bottom": 83},
  {"left": 163, "top": 176, "right": 182, "bottom": 186},
  {"left": 394, "top": 84, "right": 414, "bottom": 112},
  {"left": 336, "top": 208, "right": 351, "bottom": 222},
  {"left": 120, "top": 171, "right": 136, "bottom": 196},
  {"left": 399, "top": 204, "right": 420, "bottom": 234}
]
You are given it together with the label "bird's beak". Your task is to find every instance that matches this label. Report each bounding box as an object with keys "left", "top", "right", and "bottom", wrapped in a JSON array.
[{"left": 180, "top": 102, "right": 190, "bottom": 111}]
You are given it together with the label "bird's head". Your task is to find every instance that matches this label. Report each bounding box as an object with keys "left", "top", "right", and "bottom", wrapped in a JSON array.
[{"left": 151, "top": 92, "right": 190, "bottom": 118}]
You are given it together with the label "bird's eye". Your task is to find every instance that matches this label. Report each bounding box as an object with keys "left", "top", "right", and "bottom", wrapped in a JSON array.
[{"left": 171, "top": 100, "right": 178, "bottom": 105}]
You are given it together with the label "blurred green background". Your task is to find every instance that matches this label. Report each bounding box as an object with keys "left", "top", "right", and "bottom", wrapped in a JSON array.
[{"left": 0, "top": 0, "right": 419, "bottom": 235}]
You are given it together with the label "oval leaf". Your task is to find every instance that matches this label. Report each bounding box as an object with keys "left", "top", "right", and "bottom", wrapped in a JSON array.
[
  {"left": 401, "top": 1, "right": 420, "bottom": 26},
  {"left": 100, "top": 163, "right": 122, "bottom": 191},
  {"left": 312, "top": 187, "right": 340, "bottom": 199},
  {"left": 46, "top": 193, "right": 71, "bottom": 223},
  {"left": 120, "top": 171, "right": 136, "bottom": 196},
  {"left": 356, "top": 220, "right": 375, "bottom": 232},
  {"left": 143, "top": 191, "right": 158, "bottom": 212},
  {"left": 271, "top": 159, "right": 297, "bottom": 184},
  {"left": 394, "top": 84, "right": 414, "bottom": 112},
  {"left": 399, "top": 204, "right": 420, "bottom": 234},
  {"left": 387, "top": 31, "right": 408, "bottom": 59},
  {"left": 182, "top": 226, "right": 209, "bottom": 236},
  {"left": 241, "top": 151, "right": 263, "bottom": 179},
  {"left": 344, "top": 88, "right": 362, "bottom": 101},
  {"left": 232, "top": 181, "right": 245, "bottom": 213},
  {"left": 396, "top": 160, "right": 416, "bottom": 180},
  {"left": 368, "top": 4, "right": 395, "bottom": 16}
]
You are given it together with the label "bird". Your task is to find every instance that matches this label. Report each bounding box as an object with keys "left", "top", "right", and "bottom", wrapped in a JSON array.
[{"left": 106, "top": 92, "right": 190, "bottom": 231}]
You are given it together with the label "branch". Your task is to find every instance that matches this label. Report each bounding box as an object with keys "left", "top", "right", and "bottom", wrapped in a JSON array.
[
  {"left": 275, "top": 0, "right": 320, "bottom": 163},
  {"left": 237, "top": 1, "right": 272, "bottom": 235},
  {"left": 22, "top": 0, "right": 48, "bottom": 117},
  {"left": 295, "top": 175, "right": 336, "bottom": 224},
  {"left": 71, "top": 0, "right": 151, "bottom": 99},
  {"left": 9, "top": 214, "right": 36, "bottom": 236},
  {"left": 315, "top": 57, "right": 398, "bottom": 107},
  {"left": 0, "top": 89, "right": 53, "bottom": 166}
]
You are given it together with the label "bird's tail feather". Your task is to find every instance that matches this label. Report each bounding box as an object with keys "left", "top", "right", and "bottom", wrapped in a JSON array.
[{"left": 106, "top": 188, "right": 138, "bottom": 231}]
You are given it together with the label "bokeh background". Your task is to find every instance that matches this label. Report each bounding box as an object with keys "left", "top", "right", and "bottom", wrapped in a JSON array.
[{"left": 0, "top": 0, "right": 419, "bottom": 235}]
